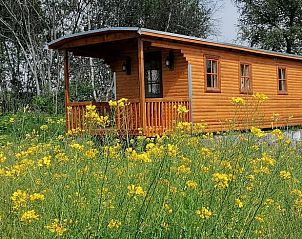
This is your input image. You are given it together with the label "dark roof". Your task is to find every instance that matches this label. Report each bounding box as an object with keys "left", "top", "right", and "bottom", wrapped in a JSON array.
[{"left": 47, "top": 27, "right": 302, "bottom": 61}]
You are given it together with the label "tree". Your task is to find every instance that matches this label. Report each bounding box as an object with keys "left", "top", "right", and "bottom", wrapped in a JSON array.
[
  {"left": 234, "top": 0, "right": 302, "bottom": 54},
  {"left": 0, "top": 0, "right": 219, "bottom": 114}
]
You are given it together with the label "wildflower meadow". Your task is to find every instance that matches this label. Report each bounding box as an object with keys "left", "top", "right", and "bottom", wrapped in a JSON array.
[{"left": 0, "top": 96, "right": 302, "bottom": 238}]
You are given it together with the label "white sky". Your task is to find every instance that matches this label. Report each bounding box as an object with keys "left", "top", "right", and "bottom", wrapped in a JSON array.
[{"left": 212, "top": 0, "right": 239, "bottom": 43}]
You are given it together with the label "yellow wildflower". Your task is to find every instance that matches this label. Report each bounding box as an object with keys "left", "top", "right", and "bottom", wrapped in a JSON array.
[
  {"left": 212, "top": 173, "right": 230, "bottom": 189},
  {"left": 45, "top": 219, "right": 67, "bottom": 236},
  {"left": 38, "top": 156, "right": 51, "bottom": 167},
  {"left": 107, "top": 219, "right": 121, "bottom": 229},
  {"left": 279, "top": 170, "right": 291, "bottom": 180},
  {"left": 196, "top": 207, "right": 213, "bottom": 220},
  {"left": 164, "top": 203, "right": 173, "bottom": 214},
  {"left": 167, "top": 144, "right": 178, "bottom": 157},
  {"left": 69, "top": 143, "right": 84, "bottom": 151},
  {"left": 40, "top": 125, "right": 48, "bottom": 131},
  {"left": 271, "top": 129, "right": 284, "bottom": 140},
  {"left": 9, "top": 117, "right": 16, "bottom": 124},
  {"left": 255, "top": 214, "right": 265, "bottom": 223},
  {"left": 200, "top": 147, "right": 211, "bottom": 156},
  {"left": 85, "top": 149, "right": 98, "bottom": 159},
  {"left": 253, "top": 92, "right": 268, "bottom": 103},
  {"left": 11, "top": 190, "right": 28, "bottom": 210},
  {"left": 231, "top": 97, "right": 246, "bottom": 106},
  {"left": 264, "top": 198, "right": 274, "bottom": 207},
  {"left": 161, "top": 222, "right": 169, "bottom": 231},
  {"left": 117, "top": 98, "right": 128, "bottom": 107},
  {"left": 127, "top": 185, "right": 146, "bottom": 198},
  {"left": 176, "top": 104, "right": 189, "bottom": 114},
  {"left": 176, "top": 165, "right": 191, "bottom": 174},
  {"left": 176, "top": 121, "right": 191, "bottom": 132},
  {"left": 251, "top": 127, "right": 266, "bottom": 138},
  {"left": 108, "top": 100, "right": 118, "bottom": 108},
  {"left": 235, "top": 198, "right": 244, "bottom": 208},
  {"left": 29, "top": 193, "right": 45, "bottom": 201},
  {"left": 169, "top": 186, "right": 178, "bottom": 193},
  {"left": 0, "top": 152, "right": 6, "bottom": 163},
  {"left": 201, "top": 166, "right": 209, "bottom": 173},
  {"left": 192, "top": 121, "right": 206, "bottom": 133},
  {"left": 186, "top": 180, "right": 198, "bottom": 190},
  {"left": 20, "top": 210, "right": 39, "bottom": 223}
]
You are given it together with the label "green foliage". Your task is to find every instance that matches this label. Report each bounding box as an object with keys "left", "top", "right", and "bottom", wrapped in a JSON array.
[
  {"left": 0, "top": 0, "right": 218, "bottom": 115},
  {"left": 234, "top": 0, "right": 302, "bottom": 54},
  {"left": 0, "top": 112, "right": 65, "bottom": 145},
  {"left": 1, "top": 114, "right": 302, "bottom": 238},
  {"left": 31, "top": 92, "right": 65, "bottom": 115}
]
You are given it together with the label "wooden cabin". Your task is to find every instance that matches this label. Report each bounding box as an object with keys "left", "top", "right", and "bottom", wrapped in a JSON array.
[{"left": 48, "top": 27, "right": 302, "bottom": 136}]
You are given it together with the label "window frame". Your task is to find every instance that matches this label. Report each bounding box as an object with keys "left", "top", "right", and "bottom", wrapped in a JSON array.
[
  {"left": 144, "top": 51, "right": 163, "bottom": 98},
  {"left": 239, "top": 62, "right": 253, "bottom": 94},
  {"left": 277, "top": 66, "right": 288, "bottom": 95},
  {"left": 204, "top": 55, "right": 221, "bottom": 93}
]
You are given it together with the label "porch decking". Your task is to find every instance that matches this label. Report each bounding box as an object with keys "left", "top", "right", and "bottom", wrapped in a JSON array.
[{"left": 67, "top": 98, "right": 190, "bottom": 137}]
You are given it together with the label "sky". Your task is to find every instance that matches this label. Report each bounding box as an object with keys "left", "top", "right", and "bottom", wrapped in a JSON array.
[{"left": 213, "top": 0, "right": 239, "bottom": 43}]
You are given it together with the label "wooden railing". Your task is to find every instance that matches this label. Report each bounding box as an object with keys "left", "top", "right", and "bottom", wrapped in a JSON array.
[
  {"left": 66, "top": 101, "right": 109, "bottom": 131},
  {"left": 66, "top": 98, "right": 190, "bottom": 136},
  {"left": 145, "top": 98, "right": 190, "bottom": 136},
  {"left": 66, "top": 101, "right": 141, "bottom": 134}
]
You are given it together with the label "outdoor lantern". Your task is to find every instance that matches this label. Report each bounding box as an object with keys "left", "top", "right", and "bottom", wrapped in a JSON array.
[
  {"left": 122, "top": 56, "right": 131, "bottom": 75},
  {"left": 165, "top": 50, "right": 174, "bottom": 70}
]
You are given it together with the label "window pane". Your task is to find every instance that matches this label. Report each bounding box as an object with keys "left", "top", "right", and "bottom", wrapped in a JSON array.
[
  {"left": 241, "top": 78, "right": 245, "bottom": 90},
  {"left": 207, "top": 74, "right": 212, "bottom": 87},
  {"left": 206, "top": 60, "right": 211, "bottom": 73},
  {"left": 241, "top": 64, "right": 249, "bottom": 77},
  {"left": 212, "top": 61, "right": 217, "bottom": 74},
  {"left": 245, "top": 65, "right": 249, "bottom": 76},
  {"left": 245, "top": 78, "right": 250, "bottom": 91},
  {"left": 279, "top": 80, "right": 286, "bottom": 91},
  {"left": 213, "top": 75, "right": 218, "bottom": 88},
  {"left": 282, "top": 69, "right": 285, "bottom": 79},
  {"left": 240, "top": 65, "right": 244, "bottom": 77},
  {"left": 278, "top": 68, "right": 286, "bottom": 80},
  {"left": 151, "top": 69, "right": 160, "bottom": 83},
  {"left": 148, "top": 84, "right": 152, "bottom": 93}
]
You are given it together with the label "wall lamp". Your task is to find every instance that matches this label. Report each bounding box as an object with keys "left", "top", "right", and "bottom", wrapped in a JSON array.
[
  {"left": 122, "top": 56, "right": 131, "bottom": 75},
  {"left": 165, "top": 50, "right": 174, "bottom": 70}
]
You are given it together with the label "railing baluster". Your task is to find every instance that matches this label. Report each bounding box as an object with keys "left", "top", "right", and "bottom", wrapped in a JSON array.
[
  {"left": 67, "top": 99, "right": 190, "bottom": 136},
  {"left": 159, "top": 102, "right": 162, "bottom": 134}
]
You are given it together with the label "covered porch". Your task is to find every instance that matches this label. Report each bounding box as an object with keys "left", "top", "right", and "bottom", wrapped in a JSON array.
[{"left": 48, "top": 28, "right": 192, "bottom": 136}]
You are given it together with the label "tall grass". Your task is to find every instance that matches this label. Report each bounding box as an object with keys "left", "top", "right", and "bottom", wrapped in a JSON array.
[{"left": 0, "top": 101, "right": 302, "bottom": 238}]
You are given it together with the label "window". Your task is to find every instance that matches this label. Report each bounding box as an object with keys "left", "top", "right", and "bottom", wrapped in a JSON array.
[
  {"left": 240, "top": 63, "right": 252, "bottom": 94},
  {"left": 205, "top": 57, "right": 220, "bottom": 92},
  {"left": 144, "top": 52, "right": 163, "bottom": 98},
  {"left": 278, "top": 67, "right": 287, "bottom": 94}
]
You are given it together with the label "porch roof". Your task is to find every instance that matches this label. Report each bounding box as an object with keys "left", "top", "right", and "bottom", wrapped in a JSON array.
[{"left": 47, "top": 27, "right": 302, "bottom": 61}]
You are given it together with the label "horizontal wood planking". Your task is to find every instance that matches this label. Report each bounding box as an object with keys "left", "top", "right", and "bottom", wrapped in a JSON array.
[
  {"left": 150, "top": 39, "right": 302, "bottom": 131},
  {"left": 111, "top": 45, "right": 189, "bottom": 101},
  {"left": 184, "top": 48, "right": 302, "bottom": 131}
]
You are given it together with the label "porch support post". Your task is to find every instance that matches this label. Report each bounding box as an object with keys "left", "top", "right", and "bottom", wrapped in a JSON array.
[
  {"left": 137, "top": 38, "right": 146, "bottom": 134},
  {"left": 64, "top": 49, "right": 70, "bottom": 131},
  {"left": 188, "top": 63, "right": 193, "bottom": 123}
]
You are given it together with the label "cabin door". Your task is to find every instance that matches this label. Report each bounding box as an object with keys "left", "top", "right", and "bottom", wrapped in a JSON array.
[
  {"left": 144, "top": 51, "right": 163, "bottom": 98},
  {"left": 144, "top": 51, "right": 164, "bottom": 132}
]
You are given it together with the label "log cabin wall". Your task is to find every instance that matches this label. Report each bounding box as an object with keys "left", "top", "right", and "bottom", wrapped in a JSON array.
[
  {"left": 110, "top": 48, "right": 139, "bottom": 100},
  {"left": 110, "top": 47, "right": 188, "bottom": 100},
  {"left": 181, "top": 46, "right": 302, "bottom": 131},
  {"left": 161, "top": 49, "right": 188, "bottom": 99}
]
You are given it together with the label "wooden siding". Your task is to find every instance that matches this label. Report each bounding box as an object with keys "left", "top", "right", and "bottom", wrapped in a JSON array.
[
  {"left": 149, "top": 39, "right": 302, "bottom": 131},
  {"left": 111, "top": 46, "right": 188, "bottom": 101},
  {"left": 183, "top": 48, "right": 302, "bottom": 131}
]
